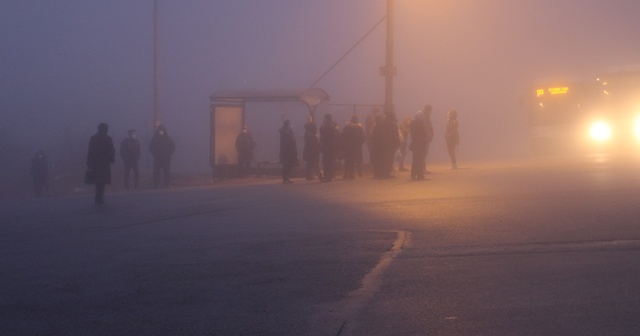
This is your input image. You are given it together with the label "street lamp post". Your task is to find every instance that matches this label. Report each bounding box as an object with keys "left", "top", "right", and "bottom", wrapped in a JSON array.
[{"left": 384, "top": 0, "right": 395, "bottom": 114}]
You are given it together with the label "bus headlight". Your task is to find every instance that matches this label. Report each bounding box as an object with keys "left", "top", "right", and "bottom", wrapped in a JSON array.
[{"left": 590, "top": 121, "right": 612, "bottom": 142}]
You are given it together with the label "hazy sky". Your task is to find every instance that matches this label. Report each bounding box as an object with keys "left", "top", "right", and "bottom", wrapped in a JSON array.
[{"left": 3, "top": 0, "right": 640, "bottom": 173}]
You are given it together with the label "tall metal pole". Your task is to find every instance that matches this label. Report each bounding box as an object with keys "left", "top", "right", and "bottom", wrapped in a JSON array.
[
  {"left": 153, "top": 0, "right": 161, "bottom": 129},
  {"left": 384, "top": 0, "right": 394, "bottom": 114}
]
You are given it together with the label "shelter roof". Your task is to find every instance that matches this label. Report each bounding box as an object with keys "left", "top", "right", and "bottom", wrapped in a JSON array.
[{"left": 210, "top": 88, "right": 329, "bottom": 105}]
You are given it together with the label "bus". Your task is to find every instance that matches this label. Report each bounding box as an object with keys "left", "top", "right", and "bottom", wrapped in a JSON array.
[{"left": 527, "top": 71, "right": 640, "bottom": 154}]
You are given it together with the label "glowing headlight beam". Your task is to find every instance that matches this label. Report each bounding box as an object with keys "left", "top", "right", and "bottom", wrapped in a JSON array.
[{"left": 590, "top": 121, "right": 612, "bottom": 142}]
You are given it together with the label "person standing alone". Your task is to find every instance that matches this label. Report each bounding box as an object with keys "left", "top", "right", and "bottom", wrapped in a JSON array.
[
  {"left": 87, "top": 123, "right": 115, "bottom": 205},
  {"left": 235, "top": 125, "right": 255, "bottom": 178},
  {"left": 120, "top": 129, "right": 140, "bottom": 190},
  {"left": 445, "top": 110, "right": 459, "bottom": 170},
  {"left": 149, "top": 125, "right": 175, "bottom": 188}
]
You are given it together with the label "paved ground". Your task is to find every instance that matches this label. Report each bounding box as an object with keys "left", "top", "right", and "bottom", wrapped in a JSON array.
[{"left": 3, "top": 155, "right": 640, "bottom": 335}]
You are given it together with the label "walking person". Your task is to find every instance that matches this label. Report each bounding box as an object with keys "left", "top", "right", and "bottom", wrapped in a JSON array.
[
  {"left": 119, "top": 129, "right": 140, "bottom": 190},
  {"left": 235, "top": 125, "right": 255, "bottom": 178},
  {"left": 30, "top": 150, "right": 48, "bottom": 197},
  {"left": 303, "top": 116, "right": 322, "bottom": 180},
  {"left": 445, "top": 110, "right": 459, "bottom": 169},
  {"left": 86, "top": 123, "right": 115, "bottom": 205},
  {"left": 279, "top": 120, "right": 297, "bottom": 184},
  {"left": 319, "top": 113, "right": 339, "bottom": 182},
  {"left": 149, "top": 125, "right": 175, "bottom": 188},
  {"left": 341, "top": 115, "right": 366, "bottom": 179}
]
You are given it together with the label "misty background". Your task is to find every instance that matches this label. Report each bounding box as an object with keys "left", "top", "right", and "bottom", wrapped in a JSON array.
[{"left": 3, "top": 0, "right": 640, "bottom": 195}]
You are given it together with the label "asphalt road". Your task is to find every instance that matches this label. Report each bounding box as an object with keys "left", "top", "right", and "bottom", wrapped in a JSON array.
[{"left": 3, "top": 154, "right": 640, "bottom": 335}]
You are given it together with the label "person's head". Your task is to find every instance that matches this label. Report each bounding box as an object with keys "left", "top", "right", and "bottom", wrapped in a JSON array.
[
  {"left": 350, "top": 115, "right": 359, "bottom": 124},
  {"left": 283, "top": 120, "right": 291, "bottom": 129},
  {"left": 98, "top": 123, "right": 108, "bottom": 134},
  {"left": 423, "top": 104, "right": 433, "bottom": 116},
  {"left": 242, "top": 125, "right": 248, "bottom": 133},
  {"left": 156, "top": 125, "right": 166, "bottom": 136},
  {"left": 414, "top": 110, "right": 425, "bottom": 121},
  {"left": 128, "top": 129, "right": 136, "bottom": 138}
]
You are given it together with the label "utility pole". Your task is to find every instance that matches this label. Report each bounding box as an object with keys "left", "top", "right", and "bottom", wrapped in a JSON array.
[
  {"left": 153, "top": 0, "right": 161, "bottom": 129},
  {"left": 384, "top": 0, "right": 395, "bottom": 114}
]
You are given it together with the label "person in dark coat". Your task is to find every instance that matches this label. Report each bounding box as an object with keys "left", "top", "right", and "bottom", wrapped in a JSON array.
[
  {"left": 372, "top": 110, "right": 400, "bottom": 178},
  {"left": 279, "top": 120, "right": 297, "bottom": 184},
  {"left": 319, "top": 113, "right": 339, "bottom": 182},
  {"left": 445, "top": 110, "right": 459, "bottom": 169},
  {"left": 87, "top": 123, "right": 115, "bottom": 205},
  {"left": 119, "top": 129, "right": 140, "bottom": 190},
  {"left": 422, "top": 104, "right": 435, "bottom": 173},
  {"left": 235, "top": 125, "right": 255, "bottom": 178},
  {"left": 149, "top": 125, "right": 175, "bottom": 188},
  {"left": 341, "top": 115, "right": 366, "bottom": 179},
  {"left": 410, "top": 111, "right": 429, "bottom": 180},
  {"left": 302, "top": 115, "right": 322, "bottom": 180},
  {"left": 30, "top": 150, "right": 48, "bottom": 197}
]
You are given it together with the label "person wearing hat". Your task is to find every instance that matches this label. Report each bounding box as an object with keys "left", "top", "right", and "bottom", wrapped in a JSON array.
[
  {"left": 120, "top": 129, "right": 140, "bottom": 190},
  {"left": 279, "top": 120, "right": 297, "bottom": 184},
  {"left": 87, "top": 123, "right": 115, "bottom": 205}
]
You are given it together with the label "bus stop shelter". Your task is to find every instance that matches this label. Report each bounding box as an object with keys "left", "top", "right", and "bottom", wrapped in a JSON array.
[{"left": 209, "top": 88, "right": 329, "bottom": 179}]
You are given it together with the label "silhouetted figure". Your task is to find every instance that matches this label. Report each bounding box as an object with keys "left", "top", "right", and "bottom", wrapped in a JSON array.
[
  {"left": 365, "top": 108, "right": 380, "bottom": 164},
  {"left": 319, "top": 113, "right": 339, "bottom": 182},
  {"left": 422, "top": 105, "right": 435, "bottom": 173},
  {"left": 120, "top": 129, "right": 140, "bottom": 190},
  {"left": 372, "top": 111, "right": 399, "bottom": 178},
  {"left": 397, "top": 116, "right": 412, "bottom": 171},
  {"left": 235, "top": 125, "right": 255, "bottom": 178},
  {"left": 303, "top": 116, "right": 322, "bottom": 180},
  {"left": 87, "top": 123, "right": 115, "bottom": 205},
  {"left": 410, "top": 111, "right": 429, "bottom": 180},
  {"left": 279, "top": 120, "right": 297, "bottom": 184},
  {"left": 149, "top": 125, "right": 175, "bottom": 188},
  {"left": 30, "top": 150, "right": 48, "bottom": 197},
  {"left": 341, "top": 115, "right": 366, "bottom": 179},
  {"left": 445, "top": 110, "right": 459, "bottom": 169}
]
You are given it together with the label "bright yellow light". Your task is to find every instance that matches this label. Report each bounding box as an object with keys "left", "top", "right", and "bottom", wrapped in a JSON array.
[
  {"left": 536, "top": 89, "right": 544, "bottom": 97},
  {"left": 590, "top": 121, "right": 612, "bottom": 141},
  {"left": 635, "top": 117, "right": 640, "bottom": 140},
  {"left": 548, "top": 87, "right": 569, "bottom": 95}
]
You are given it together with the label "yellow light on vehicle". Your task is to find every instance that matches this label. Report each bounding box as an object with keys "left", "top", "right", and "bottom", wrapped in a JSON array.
[
  {"left": 548, "top": 87, "right": 569, "bottom": 95},
  {"left": 590, "top": 121, "right": 611, "bottom": 141}
]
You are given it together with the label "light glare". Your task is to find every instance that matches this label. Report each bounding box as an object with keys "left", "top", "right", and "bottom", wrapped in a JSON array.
[{"left": 590, "top": 121, "right": 611, "bottom": 142}]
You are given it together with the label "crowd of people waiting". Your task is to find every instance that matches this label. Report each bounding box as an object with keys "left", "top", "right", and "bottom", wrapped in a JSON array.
[{"left": 238, "top": 104, "right": 460, "bottom": 184}]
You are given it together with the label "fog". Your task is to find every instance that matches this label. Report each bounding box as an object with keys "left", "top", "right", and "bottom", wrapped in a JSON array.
[{"left": 3, "top": 0, "right": 640, "bottom": 193}]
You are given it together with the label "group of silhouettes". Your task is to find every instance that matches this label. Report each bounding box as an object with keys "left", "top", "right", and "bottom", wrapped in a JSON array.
[
  {"left": 85, "top": 123, "right": 175, "bottom": 205},
  {"left": 236, "top": 105, "right": 460, "bottom": 184},
  {"left": 30, "top": 123, "right": 176, "bottom": 205}
]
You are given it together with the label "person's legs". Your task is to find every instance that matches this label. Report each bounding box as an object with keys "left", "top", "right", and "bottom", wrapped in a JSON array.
[
  {"left": 132, "top": 162, "right": 139, "bottom": 188},
  {"left": 153, "top": 160, "right": 161, "bottom": 188},
  {"left": 95, "top": 183, "right": 106, "bottom": 205},
  {"left": 123, "top": 163, "right": 131, "bottom": 189}
]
